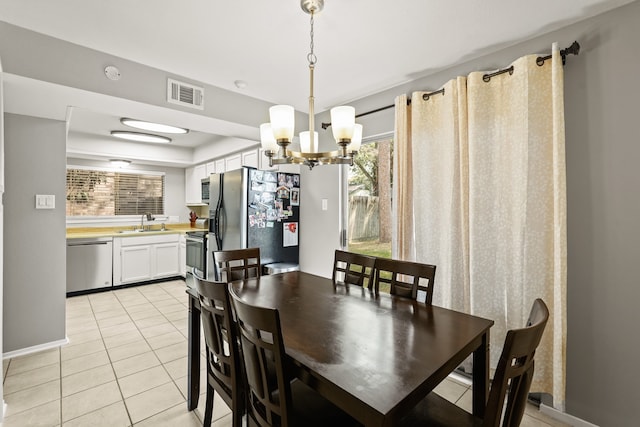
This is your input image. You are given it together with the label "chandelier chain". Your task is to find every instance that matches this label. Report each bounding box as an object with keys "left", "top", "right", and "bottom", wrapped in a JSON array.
[{"left": 307, "top": 11, "right": 317, "bottom": 66}]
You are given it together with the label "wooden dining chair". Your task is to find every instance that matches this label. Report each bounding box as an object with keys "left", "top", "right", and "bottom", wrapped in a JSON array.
[
  {"left": 228, "top": 286, "right": 360, "bottom": 427},
  {"left": 332, "top": 249, "right": 377, "bottom": 289},
  {"left": 194, "top": 275, "right": 244, "bottom": 427},
  {"left": 372, "top": 257, "right": 437, "bottom": 304},
  {"left": 399, "top": 298, "right": 550, "bottom": 427},
  {"left": 213, "top": 247, "right": 261, "bottom": 282}
]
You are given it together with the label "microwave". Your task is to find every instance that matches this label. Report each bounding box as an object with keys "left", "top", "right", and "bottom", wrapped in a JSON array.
[{"left": 201, "top": 178, "right": 210, "bottom": 203}]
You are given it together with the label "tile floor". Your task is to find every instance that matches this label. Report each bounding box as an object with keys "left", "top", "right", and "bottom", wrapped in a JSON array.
[{"left": 2, "top": 279, "right": 568, "bottom": 426}]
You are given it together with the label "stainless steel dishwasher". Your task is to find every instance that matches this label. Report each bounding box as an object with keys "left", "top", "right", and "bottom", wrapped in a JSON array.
[{"left": 66, "top": 237, "right": 113, "bottom": 293}]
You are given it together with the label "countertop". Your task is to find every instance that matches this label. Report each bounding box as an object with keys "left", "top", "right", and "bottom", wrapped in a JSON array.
[{"left": 66, "top": 223, "right": 207, "bottom": 239}]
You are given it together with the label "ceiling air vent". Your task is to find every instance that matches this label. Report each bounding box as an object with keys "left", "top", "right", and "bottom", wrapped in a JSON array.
[{"left": 167, "top": 78, "right": 204, "bottom": 110}]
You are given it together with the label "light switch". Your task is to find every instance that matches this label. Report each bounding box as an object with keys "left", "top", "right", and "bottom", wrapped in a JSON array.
[
  {"left": 322, "top": 199, "right": 328, "bottom": 211},
  {"left": 35, "top": 194, "right": 55, "bottom": 209}
]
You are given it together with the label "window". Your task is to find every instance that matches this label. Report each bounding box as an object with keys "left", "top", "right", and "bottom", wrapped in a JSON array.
[
  {"left": 66, "top": 168, "right": 165, "bottom": 216},
  {"left": 343, "top": 137, "right": 393, "bottom": 258}
]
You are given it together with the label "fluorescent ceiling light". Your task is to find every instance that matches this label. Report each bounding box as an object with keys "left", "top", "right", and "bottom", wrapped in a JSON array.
[
  {"left": 111, "top": 131, "right": 172, "bottom": 143},
  {"left": 110, "top": 159, "right": 131, "bottom": 168},
  {"left": 120, "top": 118, "right": 189, "bottom": 134}
]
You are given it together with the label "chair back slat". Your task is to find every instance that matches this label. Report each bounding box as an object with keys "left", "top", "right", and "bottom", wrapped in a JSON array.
[
  {"left": 214, "top": 248, "right": 261, "bottom": 282},
  {"left": 194, "top": 275, "right": 244, "bottom": 420},
  {"left": 373, "top": 257, "right": 436, "bottom": 304},
  {"left": 332, "top": 250, "right": 376, "bottom": 289},
  {"left": 484, "top": 298, "right": 549, "bottom": 427},
  {"left": 230, "top": 286, "right": 293, "bottom": 427}
]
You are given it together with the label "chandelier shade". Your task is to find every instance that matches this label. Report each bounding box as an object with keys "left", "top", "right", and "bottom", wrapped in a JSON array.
[{"left": 260, "top": 0, "right": 362, "bottom": 170}]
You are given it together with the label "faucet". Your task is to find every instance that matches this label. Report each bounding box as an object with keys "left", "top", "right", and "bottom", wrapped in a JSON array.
[{"left": 140, "top": 212, "right": 153, "bottom": 231}]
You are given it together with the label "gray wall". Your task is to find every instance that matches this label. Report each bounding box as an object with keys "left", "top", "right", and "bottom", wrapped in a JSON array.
[
  {"left": 305, "top": 3, "right": 638, "bottom": 425},
  {"left": 3, "top": 113, "right": 66, "bottom": 352},
  {"left": 298, "top": 165, "right": 342, "bottom": 277}
]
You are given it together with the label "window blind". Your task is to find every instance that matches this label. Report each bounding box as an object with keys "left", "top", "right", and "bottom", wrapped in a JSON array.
[{"left": 66, "top": 169, "right": 165, "bottom": 216}]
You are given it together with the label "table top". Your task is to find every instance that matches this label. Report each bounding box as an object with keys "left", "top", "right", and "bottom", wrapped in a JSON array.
[{"left": 230, "top": 271, "right": 493, "bottom": 425}]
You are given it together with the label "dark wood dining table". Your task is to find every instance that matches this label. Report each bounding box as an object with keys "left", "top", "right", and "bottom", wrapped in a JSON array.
[{"left": 187, "top": 271, "right": 493, "bottom": 426}]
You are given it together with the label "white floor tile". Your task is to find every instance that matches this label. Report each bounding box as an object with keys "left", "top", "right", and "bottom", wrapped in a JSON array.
[
  {"left": 62, "top": 401, "right": 130, "bottom": 427},
  {"left": 61, "top": 380, "right": 122, "bottom": 422},
  {"left": 125, "top": 382, "right": 185, "bottom": 424}
]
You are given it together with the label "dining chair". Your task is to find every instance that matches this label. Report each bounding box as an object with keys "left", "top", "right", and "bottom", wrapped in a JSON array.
[
  {"left": 372, "top": 257, "right": 437, "bottom": 304},
  {"left": 194, "top": 275, "right": 244, "bottom": 427},
  {"left": 213, "top": 247, "right": 261, "bottom": 282},
  {"left": 332, "top": 249, "right": 377, "bottom": 289},
  {"left": 399, "top": 298, "right": 550, "bottom": 427},
  {"left": 228, "top": 285, "right": 360, "bottom": 427}
]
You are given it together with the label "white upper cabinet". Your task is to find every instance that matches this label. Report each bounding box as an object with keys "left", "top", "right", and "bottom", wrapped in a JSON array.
[
  {"left": 225, "top": 153, "right": 242, "bottom": 171},
  {"left": 205, "top": 161, "right": 216, "bottom": 175},
  {"left": 242, "top": 149, "right": 259, "bottom": 169},
  {"left": 215, "top": 159, "right": 225, "bottom": 174},
  {"left": 185, "top": 164, "right": 207, "bottom": 205}
]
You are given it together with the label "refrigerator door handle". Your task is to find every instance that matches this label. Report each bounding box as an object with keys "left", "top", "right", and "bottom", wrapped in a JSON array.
[{"left": 217, "top": 205, "right": 226, "bottom": 250}]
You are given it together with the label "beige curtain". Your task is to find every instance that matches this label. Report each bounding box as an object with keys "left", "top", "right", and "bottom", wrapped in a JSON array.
[
  {"left": 410, "top": 78, "right": 470, "bottom": 313},
  {"left": 395, "top": 44, "right": 567, "bottom": 409},
  {"left": 393, "top": 94, "right": 415, "bottom": 261}
]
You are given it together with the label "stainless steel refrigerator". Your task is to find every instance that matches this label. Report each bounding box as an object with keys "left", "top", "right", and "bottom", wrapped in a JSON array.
[{"left": 206, "top": 167, "right": 300, "bottom": 279}]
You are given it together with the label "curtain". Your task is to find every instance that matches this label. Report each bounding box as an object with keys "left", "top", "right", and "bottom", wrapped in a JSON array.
[
  {"left": 393, "top": 94, "right": 415, "bottom": 261},
  {"left": 395, "top": 44, "right": 566, "bottom": 410}
]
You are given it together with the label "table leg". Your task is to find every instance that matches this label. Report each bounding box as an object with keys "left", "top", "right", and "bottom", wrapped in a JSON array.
[
  {"left": 472, "top": 331, "right": 490, "bottom": 417},
  {"left": 187, "top": 294, "right": 201, "bottom": 411}
]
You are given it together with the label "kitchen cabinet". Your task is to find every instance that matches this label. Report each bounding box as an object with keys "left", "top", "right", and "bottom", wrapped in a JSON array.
[
  {"left": 205, "top": 161, "right": 216, "bottom": 175},
  {"left": 185, "top": 164, "right": 207, "bottom": 205},
  {"left": 242, "top": 149, "right": 259, "bottom": 168},
  {"left": 225, "top": 153, "right": 242, "bottom": 171},
  {"left": 114, "top": 234, "right": 181, "bottom": 285},
  {"left": 215, "top": 159, "right": 225, "bottom": 173},
  {"left": 179, "top": 233, "right": 186, "bottom": 277}
]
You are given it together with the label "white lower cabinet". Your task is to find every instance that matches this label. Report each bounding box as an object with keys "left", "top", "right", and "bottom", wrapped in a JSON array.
[
  {"left": 154, "top": 242, "right": 180, "bottom": 278},
  {"left": 114, "top": 234, "right": 181, "bottom": 285},
  {"left": 179, "top": 234, "right": 186, "bottom": 277}
]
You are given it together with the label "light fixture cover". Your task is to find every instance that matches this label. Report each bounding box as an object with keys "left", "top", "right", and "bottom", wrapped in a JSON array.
[
  {"left": 110, "top": 159, "right": 131, "bottom": 168},
  {"left": 299, "top": 131, "right": 318, "bottom": 153},
  {"left": 111, "top": 131, "right": 172, "bottom": 144},
  {"left": 269, "top": 105, "right": 295, "bottom": 140},
  {"left": 120, "top": 118, "right": 188, "bottom": 134},
  {"left": 330, "top": 106, "right": 356, "bottom": 141},
  {"left": 349, "top": 124, "right": 363, "bottom": 153},
  {"left": 260, "top": 123, "right": 279, "bottom": 152}
]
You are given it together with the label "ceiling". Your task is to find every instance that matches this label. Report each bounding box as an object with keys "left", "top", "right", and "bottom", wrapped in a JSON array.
[{"left": 0, "top": 0, "right": 635, "bottom": 164}]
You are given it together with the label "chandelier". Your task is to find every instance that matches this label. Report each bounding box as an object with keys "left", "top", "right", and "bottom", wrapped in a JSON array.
[{"left": 260, "top": 0, "right": 362, "bottom": 170}]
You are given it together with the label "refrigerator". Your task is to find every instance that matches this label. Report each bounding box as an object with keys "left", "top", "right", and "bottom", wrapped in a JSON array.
[{"left": 207, "top": 167, "right": 300, "bottom": 280}]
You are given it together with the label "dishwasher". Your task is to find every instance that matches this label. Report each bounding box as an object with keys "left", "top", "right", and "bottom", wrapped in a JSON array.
[{"left": 66, "top": 237, "right": 113, "bottom": 294}]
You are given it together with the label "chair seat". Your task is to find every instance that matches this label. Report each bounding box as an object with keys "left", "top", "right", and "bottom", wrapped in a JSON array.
[{"left": 399, "top": 392, "right": 481, "bottom": 427}]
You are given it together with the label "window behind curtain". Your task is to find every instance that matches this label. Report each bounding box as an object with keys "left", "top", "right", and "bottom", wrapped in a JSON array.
[
  {"left": 344, "top": 137, "right": 393, "bottom": 258},
  {"left": 66, "top": 168, "right": 165, "bottom": 216}
]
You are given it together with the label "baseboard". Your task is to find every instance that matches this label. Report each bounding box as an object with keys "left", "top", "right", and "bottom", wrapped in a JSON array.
[
  {"left": 1, "top": 400, "right": 6, "bottom": 423},
  {"left": 2, "top": 337, "right": 69, "bottom": 360},
  {"left": 540, "top": 403, "right": 600, "bottom": 427}
]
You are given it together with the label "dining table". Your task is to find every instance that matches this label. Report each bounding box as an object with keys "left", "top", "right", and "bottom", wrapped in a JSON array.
[{"left": 187, "top": 271, "right": 494, "bottom": 426}]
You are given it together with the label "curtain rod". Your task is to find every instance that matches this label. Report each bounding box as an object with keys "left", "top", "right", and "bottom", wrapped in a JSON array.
[{"left": 321, "top": 41, "right": 580, "bottom": 130}]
